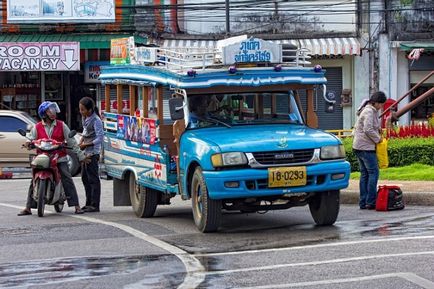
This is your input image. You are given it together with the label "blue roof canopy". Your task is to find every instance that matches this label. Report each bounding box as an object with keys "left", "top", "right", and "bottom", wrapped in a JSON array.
[{"left": 99, "top": 65, "right": 327, "bottom": 89}]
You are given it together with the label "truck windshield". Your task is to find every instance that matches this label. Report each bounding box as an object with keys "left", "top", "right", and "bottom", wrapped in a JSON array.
[{"left": 187, "top": 91, "right": 303, "bottom": 128}]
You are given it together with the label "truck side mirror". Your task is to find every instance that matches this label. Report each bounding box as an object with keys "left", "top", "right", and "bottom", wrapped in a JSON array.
[{"left": 169, "top": 98, "right": 185, "bottom": 120}]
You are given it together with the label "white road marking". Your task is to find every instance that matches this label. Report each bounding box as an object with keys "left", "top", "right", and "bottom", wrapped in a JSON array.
[
  {"left": 236, "top": 272, "right": 434, "bottom": 289},
  {"left": 0, "top": 202, "right": 205, "bottom": 289},
  {"left": 195, "top": 235, "right": 434, "bottom": 257},
  {"left": 205, "top": 250, "right": 434, "bottom": 276}
]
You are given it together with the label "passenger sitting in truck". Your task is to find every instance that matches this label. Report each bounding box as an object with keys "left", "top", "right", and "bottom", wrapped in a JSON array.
[
  {"left": 188, "top": 95, "right": 210, "bottom": 128},
  {"left": 207, "top": 95, "right": 220, "bottom": 113}
]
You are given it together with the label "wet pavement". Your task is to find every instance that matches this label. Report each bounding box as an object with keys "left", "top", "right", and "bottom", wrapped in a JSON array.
[
  {"left": 0, "top": 178, "right": 434, "bottom": 288},
  {"left": 0, "top": 255, "right": 182, "bottom": 288}
]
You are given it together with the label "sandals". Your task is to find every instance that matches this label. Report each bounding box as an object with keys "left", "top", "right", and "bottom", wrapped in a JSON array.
[
  {"left": 17, "top": 209, "right": 32, "bottom": 216},
  {"left": 83, "top": 206, "right": 99, "bottom": 213},
  {"left": 74, "top": 208, "right": 85, "bottom": 214}
]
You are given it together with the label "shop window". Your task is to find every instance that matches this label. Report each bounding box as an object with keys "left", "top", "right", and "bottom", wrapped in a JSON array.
[
  {"left": 88, "top": 49, "right": 99, "bottom": 61},
  {"left": 411, "top": 86, "right": 433, "bottom": 119},
  {"left": 100, "top": 49, "right": 110, "bottom": 61}
]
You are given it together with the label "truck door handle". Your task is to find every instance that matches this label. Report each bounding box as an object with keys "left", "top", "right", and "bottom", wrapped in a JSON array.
[{"left": 0, "top": 134, "right": 5, "bottom": 139}]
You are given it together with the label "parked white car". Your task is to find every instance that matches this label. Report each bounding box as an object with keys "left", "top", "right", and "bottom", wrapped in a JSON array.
[{"left": 0, "top": 110, "right": 81, "bottom": 176}]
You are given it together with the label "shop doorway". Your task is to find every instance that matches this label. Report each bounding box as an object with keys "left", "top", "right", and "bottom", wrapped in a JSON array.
[{"left": 69, "top": 72, "right": 97, "bottom": 131}]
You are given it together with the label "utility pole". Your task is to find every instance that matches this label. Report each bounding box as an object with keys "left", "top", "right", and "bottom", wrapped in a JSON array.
[
  {"left": 225, "top": 0, "right": 230, "bottom": 34},
  {"left": 273, "top": 0, "right": 278, "bottom": 34}
]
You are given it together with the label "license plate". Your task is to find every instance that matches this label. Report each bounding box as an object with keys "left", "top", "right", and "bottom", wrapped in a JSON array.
[{"left": 268, "top": 166, "right": 307, "bottom": 188}]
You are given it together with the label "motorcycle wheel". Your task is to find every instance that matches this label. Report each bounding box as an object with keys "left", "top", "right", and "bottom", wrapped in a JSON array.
[{"left": 37, "top": 179, "right": 48, "bottom": 217}]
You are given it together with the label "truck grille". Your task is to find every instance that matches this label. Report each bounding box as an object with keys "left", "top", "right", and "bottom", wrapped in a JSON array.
[{"left": 252, "top": 149, "right": 314, "bottom": 165}]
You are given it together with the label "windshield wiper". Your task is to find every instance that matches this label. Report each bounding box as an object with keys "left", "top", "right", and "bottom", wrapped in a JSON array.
[
  {"left": 194, "top": 115, "right": 232, "bottom": 128},
  {"left": 205, "top": 116, "right": 232, "bottom": 128}
]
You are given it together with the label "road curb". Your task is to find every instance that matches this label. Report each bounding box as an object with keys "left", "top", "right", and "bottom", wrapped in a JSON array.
[{"left": 341, "top": 190, "right": 434, "bottom": 206}]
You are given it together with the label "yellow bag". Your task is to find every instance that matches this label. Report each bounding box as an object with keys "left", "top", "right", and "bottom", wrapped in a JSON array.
[{"left": 376, "top": 138, "right": 389, "bottom": 169}]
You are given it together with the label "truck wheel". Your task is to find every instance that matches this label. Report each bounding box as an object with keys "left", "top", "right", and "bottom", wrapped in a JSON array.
[
  {"left": 129, "top": 173, "right": 158, "bottom": 218},
  {"left": 308, "top": 190, "right": 340, "bottom": 226},
  {"left": 191, "top": 167, "right": 221, "bottom": 233}
]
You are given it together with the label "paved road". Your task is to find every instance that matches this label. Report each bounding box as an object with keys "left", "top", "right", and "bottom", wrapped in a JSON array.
[{"left": 0, "top": 178, "right": 433, "bottom": 288}]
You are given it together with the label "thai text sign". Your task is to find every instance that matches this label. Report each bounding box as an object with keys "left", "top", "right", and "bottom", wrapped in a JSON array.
[
  {"left": 110, "top": 37, "right": 136, "bottom": 65},
  {"left": 85, "top": 61, "right": 110, "bottom": 83},
  {"left": 136, "top": 47, "right": 157, "bottom": 64},
  {"left": 7, "top": 0, "right": 115, "bottom": 23},
  {"left": 0, "top": 42, "right": 80, "bottom": 71},
  {"left": 223, "top": 38, "right": 282, "bottom": 65}
]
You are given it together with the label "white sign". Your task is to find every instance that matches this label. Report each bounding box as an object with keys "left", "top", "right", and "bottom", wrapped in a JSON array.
[
  {"left": 0, "top": 42, "right": 80, "bottom": 71},
  {"left": 136, "top": 47, "right": 157, "bottom": 64},
  {"left": 223, "top": 38, "right": 282, "bottom": 65},
  {"left": 85, "top": 61, "right": 109, "bottom": 83},
  {"left": 7, "top": 0, "right": 115, "bottom": 23}
]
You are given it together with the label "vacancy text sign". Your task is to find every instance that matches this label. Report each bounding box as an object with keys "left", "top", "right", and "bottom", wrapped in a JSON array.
[{"left": 0, "top": 42, "right": 80, "bottom": 71}]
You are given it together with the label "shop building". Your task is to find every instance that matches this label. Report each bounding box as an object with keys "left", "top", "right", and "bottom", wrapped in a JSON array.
[
  {"left": 0, "top": 0, "right": 145, "bottom": 129},
  {"left": 360, "top": 0, "right": 434, "bottom": 126},
  {"left": 0, "top": 34, "right": 146, "bottom": 130},
  {"left": 379, "top": 40, "right": 434, "bottom": 125}
]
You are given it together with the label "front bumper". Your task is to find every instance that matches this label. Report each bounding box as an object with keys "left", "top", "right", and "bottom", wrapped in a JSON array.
[{"left": 202, "top": 161, "right": 350, "bottom": 200}]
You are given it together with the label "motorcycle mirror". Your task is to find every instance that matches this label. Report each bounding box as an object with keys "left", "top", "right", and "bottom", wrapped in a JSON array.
[
  {"left": 17, "top": 129, "right": 26, "bottom": 136},
  {"left": 68, "top": 130, "right": 77, "bottom": 138},
  {"left": 26, "top": 124, "right": 33, "bottom": 132}
]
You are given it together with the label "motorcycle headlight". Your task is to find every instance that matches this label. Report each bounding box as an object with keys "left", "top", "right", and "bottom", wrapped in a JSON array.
[
  {"left": 211, "top": 152, "right": 247, "bottom": 167},
  {"left": 39, "top": 141, "right": 58, "bottom": 150},
  {"left": 320, "top": 145, "right": 346, "bottom": 160}
]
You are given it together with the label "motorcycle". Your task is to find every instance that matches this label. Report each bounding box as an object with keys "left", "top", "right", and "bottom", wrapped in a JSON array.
[{"left": 18, "top": 129, "right": 77, "bottom": 217}]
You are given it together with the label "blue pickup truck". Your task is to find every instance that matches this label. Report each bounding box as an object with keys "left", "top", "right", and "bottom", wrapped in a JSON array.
[{"left": 100, "top": 37, "right": 350, "bottom": 232}]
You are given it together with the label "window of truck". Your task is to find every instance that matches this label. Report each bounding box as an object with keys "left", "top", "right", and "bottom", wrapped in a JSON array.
[{"left": 185, "top": 91, "right": 304, "bottom": 128}]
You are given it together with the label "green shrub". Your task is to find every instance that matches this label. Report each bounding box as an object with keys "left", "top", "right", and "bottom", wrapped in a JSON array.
[{"left": 342, "top": 137, "right": 434, "bottom": 172}]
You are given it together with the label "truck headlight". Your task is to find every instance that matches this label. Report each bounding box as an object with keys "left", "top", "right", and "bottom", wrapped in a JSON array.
[
  {"left": 211, "top": 152, "right": 247, "bottom": 167},
  {"left": 320, "top": 145, "right": 346, "bottom": 160}
]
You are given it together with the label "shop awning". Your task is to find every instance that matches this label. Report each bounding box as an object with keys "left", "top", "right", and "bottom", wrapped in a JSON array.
[
  {"left": 298, "top": 38, "right": 360, "bottom": 56},
  {"left": 159, "top": 37, "right": 360, "bottom": 56},
  {"left": 400, "top": 42, "right": 434, "bottom": 51},
  {"left": 0, "top": 34, "right": 147, "bottom": 49}
]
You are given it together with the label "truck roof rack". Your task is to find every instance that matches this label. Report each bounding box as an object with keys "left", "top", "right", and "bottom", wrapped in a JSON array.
[{"left": 135, "top": 39, "right": 311, "bottom": 72}]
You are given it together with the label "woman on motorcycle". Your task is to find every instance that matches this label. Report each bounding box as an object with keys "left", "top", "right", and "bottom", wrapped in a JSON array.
[{"left": 18, "top": 101, "right": 87, "bottom": 216}]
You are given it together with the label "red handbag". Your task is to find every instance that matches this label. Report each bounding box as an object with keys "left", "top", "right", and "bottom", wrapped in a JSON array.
[{"left": 376, "top": 185, "right": 405, "bottom": 211}]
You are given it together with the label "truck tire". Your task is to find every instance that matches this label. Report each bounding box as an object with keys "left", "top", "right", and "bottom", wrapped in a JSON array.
[
  {"left": 129, "top": 173, "right": 158, "bottom": 218},
  {"left": 191, "top": 167, "right": 222, "bottom": 233},
  {"left": 308, "top": 190, "right": 340, "bottom": 226}
]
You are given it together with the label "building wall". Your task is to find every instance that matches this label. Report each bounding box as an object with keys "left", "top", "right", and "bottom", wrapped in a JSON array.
[
  {"left": 379, "top": 37, "right": 413, "bottom": 125},
  {"left": 0, "top": 0, "right": 135, "bottom": 34},
  {"left": 387, "top": 0, "right": 433, "bottom": 41},
  {"left": 161, "top": 0, "right": 357, "bottom": 36},
  {"left": 397, "top": 50, "right": 411, "bottom": 125},
  {"left": 314, "top": 56, "right": 355, "bottom": 129}
]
